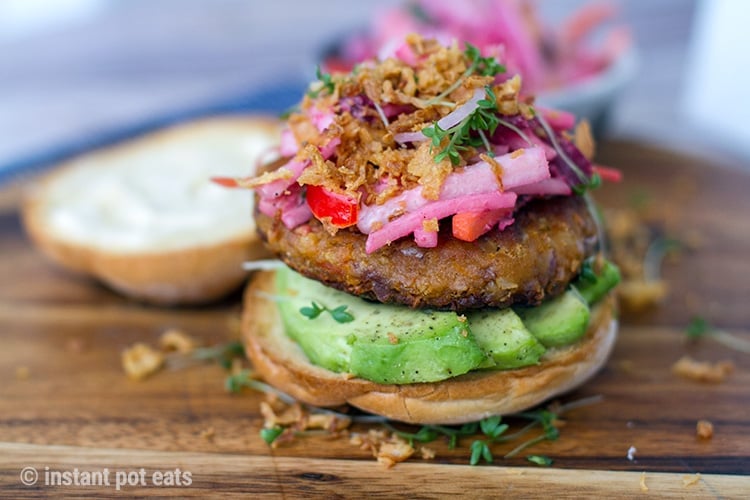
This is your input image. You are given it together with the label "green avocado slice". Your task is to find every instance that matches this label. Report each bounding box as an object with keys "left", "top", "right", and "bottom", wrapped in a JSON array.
[{"left": 275, "top": 267, "right": 484, "bottom": 384}]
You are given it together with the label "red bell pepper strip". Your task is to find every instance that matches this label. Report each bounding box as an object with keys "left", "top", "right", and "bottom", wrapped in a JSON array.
[
  {"left": 592, "top": 165, "right": 623, "bottom": 183},
  {"left": 306, "top": 185, "right": 359, "bottom": 228},
  {"left": 210, "top": 176, "right": 240, "bottom": 188}
]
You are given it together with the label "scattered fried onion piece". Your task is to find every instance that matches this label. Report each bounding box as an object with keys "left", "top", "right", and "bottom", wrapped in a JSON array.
[
  {"left": 672, "top": 356, "right": 734, "bottom": 383},
  {"left": 160, "top": 328, "right": 198, "bottom": 354},
  {"left": 122, "top": 343, "right": 165, "bottom": 381},
  {"left": 351, "top": 429, "right": 416, "bottom": 468},
  {"left": 696, "top": 420, "right": 714, "bottom": 440}
]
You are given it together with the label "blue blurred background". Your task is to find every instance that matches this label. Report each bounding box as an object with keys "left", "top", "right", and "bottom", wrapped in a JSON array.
[{"left": 0, "top": 0, "right": 747, "bottom": 178}]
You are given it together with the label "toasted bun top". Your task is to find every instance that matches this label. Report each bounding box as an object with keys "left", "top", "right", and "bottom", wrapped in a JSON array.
[
  {"left": 242, "top": 270, "right": 618, "bottom": 424},
  {"left": 25, "top": 117, "right": 281, "bottom": 254}
]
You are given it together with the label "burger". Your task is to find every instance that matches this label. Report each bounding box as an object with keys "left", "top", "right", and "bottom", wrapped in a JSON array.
[{"left": 219, "top": 35, "right": 620, "bottom": 425}]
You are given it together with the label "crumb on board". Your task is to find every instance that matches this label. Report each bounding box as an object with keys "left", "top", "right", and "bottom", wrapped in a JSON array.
[
  {"left": 200, "top": 426, "right": 215, "bottom": 440},
  {"left": 260, "top": 401, "right": 304, "bottom": 428},
  {"left": 159, "top": 328, "right": 198, "bottom": 354},
  {"left": 377, "top": 437, "right": 416, "bottom": 468},
  {"left": 15, "top": 366, "right": 30, "bottom": 380},
  {"left": 682, "top": 473, "right": 702, "bottom": 488},
  {"left": 617, "top": 279, "right": 668, "bottom": 312},
  {"left": 351, "top": 429, "right": 416, "bottom": 468},
  {"left": 639, "top": 472, "right": 649, "bottom": 492},
  {"left": 260, "top": 393, "right": 351, "bottom": 449},
  {"left": 672, "top": 356, "right": 734, "bottom": 383},
  {"left": 122, "top": 343, "right": 165, "bottom": 381},
  {"left": 696, "top": 420, "right": 714, "bottom": 440},
  {"left": 420, "top": 446, "right": 436, "bottom": 460}
]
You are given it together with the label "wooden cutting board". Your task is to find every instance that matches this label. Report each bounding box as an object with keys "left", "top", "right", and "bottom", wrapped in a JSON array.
[{"left": 0, "top": 140, "right": 748, "bottom": 498}]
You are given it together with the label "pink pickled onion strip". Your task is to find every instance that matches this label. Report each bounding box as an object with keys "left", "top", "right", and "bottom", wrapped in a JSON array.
[
  {"left": 256, "top": 137, "right": 340, "bottom": 199},
  {"left": 395, "top": 42, "right": 418, "bottom": 66},
  {"left": 393, "top": 130, "right": 428, "bottom": 144},
  {"left": 493, "top": 147, "right": 551, "bottom": 188},
  {"left": 381, "top": 103, "right": 413, "bottom": 118},
  {"left": 258, "top": 189, "right": 311, "bottom": 230},
  {"left": 365, "top": 191, "right": 517, "bottom": 253},
  {"left": 394, "top": 87, "right": 485, "bottom": 144},
  {"left": 281, "top": 203, "right": 312, "bottom": 229},
  {"left": 512, "top": 177, "right": 572, "bottom": 196},
  {"left": 319, "top": 136, "right": 341, "bottom": 159},
  {"left": 357, "top": 165, "right": 496, "bottom": 233},
  {"left": 497, "top": 214, "right": 515, "bottom": 232},
  {"left": 537, "top": 107, "right": 576, "bottom": 131},
  {"left": 357, "top": 146, "right": 548, "bottom": 233},
  {"left": 279, "top": 129, "right": 298, "bottom": 156},
  {"left": 309, "top": 106, "right": 334, "bottom": 132},
  {"left": 495, "top": 128, "right": 556, "bottom": 160},
  {"left": 413, "top": 228, "right": 438, "bottom": 248},
  {"left": 257, "top": 159, "right": 307, "bottom": 199}
]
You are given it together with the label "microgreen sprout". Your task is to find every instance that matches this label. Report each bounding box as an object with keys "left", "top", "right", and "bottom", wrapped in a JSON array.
[
  {"left": 308, "top": 66, "right": 336, "bottom": 98},
  {"left": 686, "top": 316, "right": 750, "bottom": 354},
  {"left": 527, "top": 455, "right": 554, "bottom": 466},
  {"left": 299, "top": 302, "right": 354, "bottom": 323},
  {"left": 422, "top": 85, "right": 501, "bottom": 165},
  {"left": 260, "top": 427, "right": 284, "bottom": 445},
  {"left": 192, "top": 341, "right": 245, "bottom": 371}
]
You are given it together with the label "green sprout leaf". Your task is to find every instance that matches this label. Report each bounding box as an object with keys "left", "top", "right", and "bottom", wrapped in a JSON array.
[
  {"left": 299, "top": 302, "right": 325, "bottom": 319},
  {"left": 260, "top": 427, "right": 284, "bottom": 445},
  {"left": 464, "top": 42, "right": 505, "bottom": 77},
  {"left": 192, "top": 341, "right": 245, "bottom": 371},
  {"left": 330, "top": 305, "right": 355, "bottom": 323},
  {"left": 300, "top": 302, "right": 355, "bottom": 323},
  {"left": 469, "top": 440, "right": 494, "bottom": 465},
  {"left": 686, "top": 316, "right": 711, "bottom": 339},
  {"left": 308, "top": 66, "right": 336, "bottom": 98},
  {"left": 527, "top": 455, "right": 554, "bottom": 466},
  {"left": 225, "top": 369, "right": 253, "bottom": 393},
  {"left": 684, "top": 316, "right": 750, "bottom": 354},
  {"left": 479, "top": 415, "right": 508, "bottom": 440},
  {"left": 422, "top": 85, "right": 501, "bottom": 165}
]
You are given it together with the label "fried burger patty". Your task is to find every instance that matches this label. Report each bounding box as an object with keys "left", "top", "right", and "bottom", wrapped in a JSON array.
[{"left": 256, "top": 195, "right": 598, "bottom": 310}]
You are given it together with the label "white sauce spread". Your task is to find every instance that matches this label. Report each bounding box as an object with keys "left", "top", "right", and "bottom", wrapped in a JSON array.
[{"left": 43, "top": 124, "right": 278, "bottom": 253}]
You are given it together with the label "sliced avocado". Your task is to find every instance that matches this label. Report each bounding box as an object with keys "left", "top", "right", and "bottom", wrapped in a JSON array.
[
  {"left": 573, "top": 259, "right": 621, "bottom": 305},
  {"left": 349, "top": 322, "right": 484, "bottom": 384},
  {"left": 275, "top": 267, "right": 485, "bottom": 384},
  {"left": 467, "top": 308, "right": 546, "bottom": 369},
  {"left": 516, "top": 289, "right": 591, "bottom": 348}
]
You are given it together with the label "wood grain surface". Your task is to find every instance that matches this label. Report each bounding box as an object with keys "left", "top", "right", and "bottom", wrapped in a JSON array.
[{"left": 0, "top": 139, "right": 749, "bottom": 497}]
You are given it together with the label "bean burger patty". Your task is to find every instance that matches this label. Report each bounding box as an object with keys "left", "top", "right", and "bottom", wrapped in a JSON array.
[{"left": 255, "top": 194, "right": 597, "bottom": 311}]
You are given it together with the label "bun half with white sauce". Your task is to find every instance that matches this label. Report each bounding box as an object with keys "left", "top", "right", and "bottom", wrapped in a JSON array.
[{"left": 22, "top": 117, "right": 281, "bottom": 304}]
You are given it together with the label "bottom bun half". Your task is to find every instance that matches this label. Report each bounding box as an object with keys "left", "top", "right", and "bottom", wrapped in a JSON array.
[{"left": 242, "top": 270, "right": 618, "bottom": 425}]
